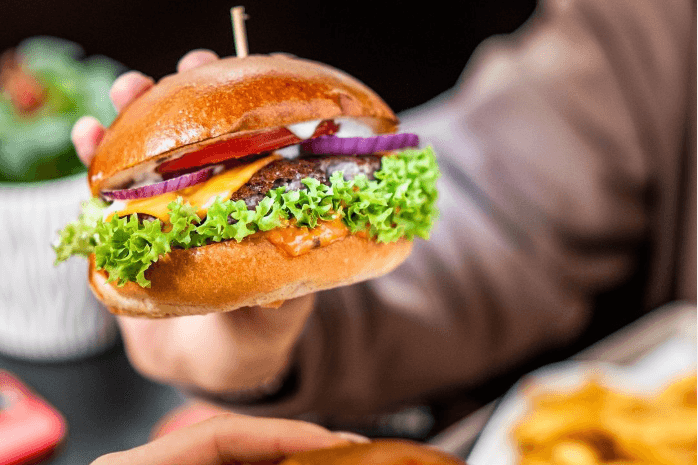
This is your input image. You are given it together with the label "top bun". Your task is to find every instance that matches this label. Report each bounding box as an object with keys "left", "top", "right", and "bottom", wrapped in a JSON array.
[
  {"left": 278, "top": 440, "right": 466, "bottom": 465},
  {"left": 88, "top": 54, "right": 399, "bottom": 195}
]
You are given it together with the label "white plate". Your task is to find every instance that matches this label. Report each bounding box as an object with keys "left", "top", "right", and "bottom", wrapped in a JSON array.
[{"left": 467, "top": 336, "right": 697, "bottom": 465}]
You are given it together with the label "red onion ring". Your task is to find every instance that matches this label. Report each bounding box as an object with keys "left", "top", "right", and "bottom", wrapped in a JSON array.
[
  {"left": 301, "top": 133, "right": 419, "bottom": 155},
  {"left": 101, "top": 167, "right": 214, "bottom": 200}
]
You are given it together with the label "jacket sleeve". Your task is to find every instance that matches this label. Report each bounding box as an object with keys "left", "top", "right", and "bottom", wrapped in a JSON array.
[{"left": 239, "top": 0, "right": 694, "bottom": 420}]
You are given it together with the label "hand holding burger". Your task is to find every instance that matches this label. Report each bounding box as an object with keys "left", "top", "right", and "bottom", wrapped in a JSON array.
[
  {"left": 57, "top": 48, "right": 438, "bottom": 318},
  {"left": 71, "top": 47, "right": 455, "bottom": 465},
  {"left": 62, "top": 48, "right": 438, "bottom": 398}
]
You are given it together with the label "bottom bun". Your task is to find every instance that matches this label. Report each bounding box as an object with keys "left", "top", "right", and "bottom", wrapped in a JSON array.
[
  {"left": 278, "top": 440, "right": 466, "bottom": 465},
  {"left": 88, "top": 234, "right": 413, "bottom": 318}
]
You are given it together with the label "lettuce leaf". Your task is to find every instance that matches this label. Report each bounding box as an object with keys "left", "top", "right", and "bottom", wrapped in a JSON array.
[
  {"left": 54, "top": 147, "right": 439, "bottom": 287},
  {"left": 53, "top": 197, "right": 106, "bottom": 262}
]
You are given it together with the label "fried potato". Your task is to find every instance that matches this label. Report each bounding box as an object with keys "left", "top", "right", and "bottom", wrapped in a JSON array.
[{"left": 512, "top": 371, "right": 697, "bottom": 465}]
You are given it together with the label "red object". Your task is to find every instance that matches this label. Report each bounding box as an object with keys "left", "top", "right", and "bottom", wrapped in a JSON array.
[
  {"left": 0, "top": 371, "right": 67, "bottom": 465},
  {"left": 157, "top": 120, "right": 340, "bottom": 174},
  {"left": 0, "top": 51, "right": 45, "bottom": 115}
]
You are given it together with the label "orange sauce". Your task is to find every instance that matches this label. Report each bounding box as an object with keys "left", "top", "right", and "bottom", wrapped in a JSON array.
[{"left": 265, "top": 218, "right": 353, "bottom": 257}]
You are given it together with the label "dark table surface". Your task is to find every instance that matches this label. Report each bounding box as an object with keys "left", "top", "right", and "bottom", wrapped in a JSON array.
[
  {"left": 0, "top": 339, "right": 185, "bottom": 464},
  {"left": 5, "top": 303, "right": 694, "bottom": 463}
]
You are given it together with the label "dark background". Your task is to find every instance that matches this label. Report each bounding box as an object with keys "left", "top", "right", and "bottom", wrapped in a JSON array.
[{"left": 1, "top": 0, "right": 537, "bottom": 113}]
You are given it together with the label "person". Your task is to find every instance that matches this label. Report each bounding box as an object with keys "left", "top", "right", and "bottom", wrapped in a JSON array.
[{"left": 75, "top": 0, "right": 696, "bottom": 445}]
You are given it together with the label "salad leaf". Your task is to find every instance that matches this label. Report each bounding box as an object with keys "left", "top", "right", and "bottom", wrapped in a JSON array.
[
  {"left": 54, "top": 147, "right": 440, "bottom": 287},
  {"left": 0, "top": 37, "right": 121, "bottom": 182}
]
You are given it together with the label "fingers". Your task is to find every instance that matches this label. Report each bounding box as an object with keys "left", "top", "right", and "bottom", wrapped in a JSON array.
[
  {"left": 109, "top": 71, "right": 155, "bottom": 113},
  {"left": 90, "top": 413, "right": 358, "bottom": 465},
  {"left": 72, "top": 50, "right": 218, "bottom": 166},
  {"left": 177, "top": 49, "right": 219, "bottom": 72},
  {"left": 71, "top": 116, "right": 105, "bottom": 166},
  {"left": 109, "top": 49, "right": 217, "bottom": 113}
]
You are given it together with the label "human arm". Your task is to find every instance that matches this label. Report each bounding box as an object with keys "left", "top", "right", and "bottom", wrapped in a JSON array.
[{"left": 221, "top": 0, "right": 694, "bottom": 420}]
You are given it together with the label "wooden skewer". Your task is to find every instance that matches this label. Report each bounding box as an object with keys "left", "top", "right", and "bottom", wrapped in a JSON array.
[{"left": 230, "top": 6, "right": 249, "bottom": 58}]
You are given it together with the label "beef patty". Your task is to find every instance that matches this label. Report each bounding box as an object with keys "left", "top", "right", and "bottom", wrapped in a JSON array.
[{"left": 231, "top": 155, "right": 382, "bottom": 208}]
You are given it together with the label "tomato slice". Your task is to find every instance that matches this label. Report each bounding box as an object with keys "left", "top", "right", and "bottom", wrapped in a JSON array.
[{"left": 157, "top": 120, "right": 339, "bottom": 174}]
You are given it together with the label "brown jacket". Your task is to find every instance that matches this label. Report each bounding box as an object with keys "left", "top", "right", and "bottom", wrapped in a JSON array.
[{"left": 235, "top": 0, "right": 696, "bottom": 427}]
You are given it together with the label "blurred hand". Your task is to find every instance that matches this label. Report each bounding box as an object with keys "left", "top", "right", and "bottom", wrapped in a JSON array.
[
  {"left": 71, "top": 49, "right": 317, "bottom": 396},
  {"left": 91, "top": 412, "right": 362, "bottom": 465}
]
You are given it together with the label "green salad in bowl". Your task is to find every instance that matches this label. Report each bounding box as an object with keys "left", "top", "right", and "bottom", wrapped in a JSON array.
[{"left": 0, "top": 36, "right": 121, "bottom": 182}]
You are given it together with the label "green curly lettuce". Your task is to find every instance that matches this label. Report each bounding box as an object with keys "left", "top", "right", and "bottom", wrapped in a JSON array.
[{"left": 54, "top": 147, "right": 439, "bottom": 287}]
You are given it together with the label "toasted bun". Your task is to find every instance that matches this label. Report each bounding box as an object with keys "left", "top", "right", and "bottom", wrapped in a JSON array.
[
  {"left": 89, "top": 234, "right": 412, "bottom": 317},
  {"left": 89, "top": 54, "right": 398, "bottom": 196},
  {"left": 87, "top": 54, "right": 412, "bottom": 318},
  {"left": 278, "top": 440, "right": 466, "bottom": 465}
]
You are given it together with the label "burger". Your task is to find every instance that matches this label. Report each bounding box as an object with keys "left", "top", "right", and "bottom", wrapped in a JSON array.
[
  {"left": 54, "top": 54, "right": 439, "bottom": 318},
  {"left": 276, "top": 440, "right": 466, "bottom": 464}
]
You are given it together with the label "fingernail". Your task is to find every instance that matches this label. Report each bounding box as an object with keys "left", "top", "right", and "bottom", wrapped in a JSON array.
[
  {"left": 113, "top": 70, "right": 153, "bottom": 85},
  {"left": 177, "top": 49, "right": 219, "bottom": 72},
  {"left": 334, "top": 431, "right": 371, "bottom": 444}
]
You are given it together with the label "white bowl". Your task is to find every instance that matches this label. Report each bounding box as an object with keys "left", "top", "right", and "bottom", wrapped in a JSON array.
[{"left": 0, "top": 173, "right": 118, "bottom": 361}]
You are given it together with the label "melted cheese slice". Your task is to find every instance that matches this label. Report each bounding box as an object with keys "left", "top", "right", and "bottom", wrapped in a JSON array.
[{"left": 107, "top": 154, "right": 280, "bottom": 224}]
